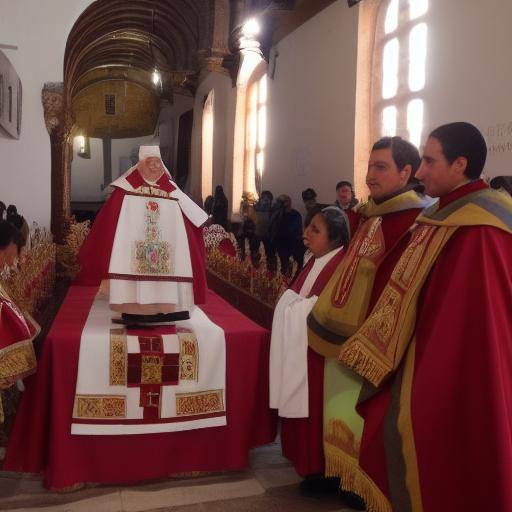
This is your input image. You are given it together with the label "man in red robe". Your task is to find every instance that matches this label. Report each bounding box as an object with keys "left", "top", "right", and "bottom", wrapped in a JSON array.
[
  {"left": 339, "top": 122, "right": 512, "bottom": 511},
  {"left": 0, "top": 220, "right": 39, "bottom": 423},
  {"left": 284, "top": 137, "right": 433, "bottom": 507},
  {"left": 76, "top": 145, "right": 208, "bottom": 314}
]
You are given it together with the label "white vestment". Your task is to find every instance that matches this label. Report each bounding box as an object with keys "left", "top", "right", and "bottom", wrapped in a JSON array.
[{"left": 269, "top": 247, "right": 342, "bottom": 418}]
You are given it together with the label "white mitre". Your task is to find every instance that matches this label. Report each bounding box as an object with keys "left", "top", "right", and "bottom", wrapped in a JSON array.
[{"left": 139, "top": 144, "right": 163, "bottom": 162}]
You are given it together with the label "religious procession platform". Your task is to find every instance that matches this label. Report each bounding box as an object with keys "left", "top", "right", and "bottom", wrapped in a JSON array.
[{"left": 3, "top": 286, "right": 277, "bottom": 490}]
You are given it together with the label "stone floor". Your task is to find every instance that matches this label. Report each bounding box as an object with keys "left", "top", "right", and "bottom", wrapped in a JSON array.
[{"left": 0, "top": 441, "right": 358, "bottom": 511}]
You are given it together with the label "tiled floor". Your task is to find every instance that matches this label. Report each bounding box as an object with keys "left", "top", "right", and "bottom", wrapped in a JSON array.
[{"left": 0, "top": 441, "right": 357, "bottom": 511}]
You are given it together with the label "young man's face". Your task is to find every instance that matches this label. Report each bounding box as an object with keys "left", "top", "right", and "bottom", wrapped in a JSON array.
[
  {"left": 366, "top": 148, "right": 410, "bottom": 201},
  {"left": 336, "top": 185, "right": 352, "bottom": 206},
  {"left": 416, "top": 137, "right": 467, "bottom": 197}
]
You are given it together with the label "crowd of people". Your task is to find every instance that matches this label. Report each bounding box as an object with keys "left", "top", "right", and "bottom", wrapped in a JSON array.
[
  {"left": 203, "top": 181, "right": 360, "bottom": 275},
  {"left": 1, "top": 122, "right": 512, "bottom": 511},
  {"left": 269, "top": 122, "right": 512, "bottom": 512}
]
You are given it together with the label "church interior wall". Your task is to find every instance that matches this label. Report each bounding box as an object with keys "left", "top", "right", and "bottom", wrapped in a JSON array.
[
  {"left": 420, "top": 0, "right": 512, "bottom": 179},
  {"left": 190, "top": 71, "right": 235, "bottom": 205},
  {"left": 0, "top": 0, "right": 94, "bottom": 228},
  {"left": 263, "top": 0, "right": 359, "bottom": 217},
  {"left": 2, "top": 0, "right": 512, "bottom": 229}
]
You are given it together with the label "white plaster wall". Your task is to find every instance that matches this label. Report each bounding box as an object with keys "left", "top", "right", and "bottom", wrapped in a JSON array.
[
  {"left": 0, "top": 0, "right": 95, "bottom": 227},
  {"left": 70, "top": 135, "right": 157, "bottom": 202},
  {"left": 190, "top": 71, "right": 236, "bottom": 206},
  {"left": 264, "top": 1, "right": 359, "bottom": 216},
  {"left": 422, "top": 0, "right": 512, "bottom": 179},
  {"left": 70, "top": 137, "right": 104, "bottom": 202}
]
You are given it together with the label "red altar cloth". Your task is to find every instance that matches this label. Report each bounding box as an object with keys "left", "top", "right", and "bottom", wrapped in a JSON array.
[{"left": 4, "top": 287, "right": 277, "bottom": 490}]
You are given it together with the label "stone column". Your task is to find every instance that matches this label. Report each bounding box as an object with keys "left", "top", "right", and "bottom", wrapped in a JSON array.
[{"left": 42, "top": 82, "right": 74, "bottom": 244}]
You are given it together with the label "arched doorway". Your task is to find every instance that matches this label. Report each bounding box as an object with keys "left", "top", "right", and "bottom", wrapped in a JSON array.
[{"left": 48, "top": 0, "right": 232, "bottom": 242}]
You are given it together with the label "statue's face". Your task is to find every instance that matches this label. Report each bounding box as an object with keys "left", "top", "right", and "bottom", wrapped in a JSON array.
[{"left": 140, "top": 157, "right": 165, "bottom": 182}]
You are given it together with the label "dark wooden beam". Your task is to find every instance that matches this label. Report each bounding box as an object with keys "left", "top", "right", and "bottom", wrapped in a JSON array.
[{"left": 271, "top": 0, "right": 338, "bottom": 44}]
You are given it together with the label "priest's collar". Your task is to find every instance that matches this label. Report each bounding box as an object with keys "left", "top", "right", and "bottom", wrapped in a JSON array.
[
  {"left": 438, "top": 179, "right": 487, "bottom": 209},
  {"left": 125, "top": 168, "right": 175, "bottom": 193},
  {"left": 358, "top": 185, "right": 434, "bottom": 218}
]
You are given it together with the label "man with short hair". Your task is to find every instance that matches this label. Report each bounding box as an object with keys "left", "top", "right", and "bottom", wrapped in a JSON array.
[
  {"left": 335, "top": 181, "right": 358, "bottom": 211},
  {"left": 338, "top": 122, "right": 512, "bottom": 511},
  {"left": 282, "top": 137, "right": 433, "bottom": 508}
]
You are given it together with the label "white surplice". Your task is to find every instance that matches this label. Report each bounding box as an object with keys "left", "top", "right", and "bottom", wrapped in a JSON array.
[{"left": 269, "top": 247, "right": 342, "bottom": 418}]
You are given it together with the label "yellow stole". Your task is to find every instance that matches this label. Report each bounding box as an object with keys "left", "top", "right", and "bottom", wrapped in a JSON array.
[
  {"left": 336, "top": 187, "right": 512, "bottom": 512},
  {"left": 308, "top": 190, "right": 434, "bottom": 358},
  {"left": 339, "top": 187, "right": 512, "bottom": 387}
]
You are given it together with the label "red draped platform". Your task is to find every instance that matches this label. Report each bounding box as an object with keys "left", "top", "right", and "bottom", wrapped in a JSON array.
[{"left": 4, "top": 286, "right": 277, "bottom": 490}]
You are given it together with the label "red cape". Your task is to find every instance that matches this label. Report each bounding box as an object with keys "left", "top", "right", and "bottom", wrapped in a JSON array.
[
  {"left": 75, "top": 187, "right": 207, "bottom": 305},
  {"left": 280, "top": 205, "right": 422, "bottom": 478},
  {"left": 0, "top": 298, "right": 33, "bottom": 349},
  {"left": 358, "top": 183, "right": 512, "bottom": 510}
]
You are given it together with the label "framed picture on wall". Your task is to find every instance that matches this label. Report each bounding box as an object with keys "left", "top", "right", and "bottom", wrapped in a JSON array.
[{"left": 0, "top": 50, "right": 22, "bottom": 139}]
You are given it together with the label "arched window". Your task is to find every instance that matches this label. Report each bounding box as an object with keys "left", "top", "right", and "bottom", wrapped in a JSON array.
[
  {"left": 245, "top": 71, "right": 267, "bottom": 195},
  {"left": 373, "top": 0, "right": 428, "bottom": 147},
  {"left": 201, "top": 89, "right": 214, "bottom": 202}
]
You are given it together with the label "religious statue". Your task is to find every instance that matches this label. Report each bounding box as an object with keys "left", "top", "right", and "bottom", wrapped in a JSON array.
[{"left": 76, "top": 145, "right": 208, "bottom": 317}]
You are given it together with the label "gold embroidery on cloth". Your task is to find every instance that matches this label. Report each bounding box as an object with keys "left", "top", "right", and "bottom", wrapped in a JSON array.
[
  {"left": 109, "top": 329, "right": 127, "bottom": 385},
  {"left": 308, "top": 217, "right": 387, "bottom": 358},
  {"left": 0, "top": 341, "right": 37, "bottom": 388},
  {"left": 133, "top": 200, "right": 172, "bottom": 275},
  {"left": 141, "top": 355, "right": 163, "bottom": 384},
  {"left": 324, "top": 418, "right": 360, "bottom": 459},
  {"left": 175, "top": 389, "right": 224, "bottom": 416},
  {"left": 178, "top": 330, "right": 198, "bottom": 381},
  {"left": 73, "top": 394, "right": 126, "bottom": 419},
  {"left": 331, "top": 217, "right": 384, "bottom": 308},
  {"left": 339, "top": 225, "right": 457, "bottom": 386}
]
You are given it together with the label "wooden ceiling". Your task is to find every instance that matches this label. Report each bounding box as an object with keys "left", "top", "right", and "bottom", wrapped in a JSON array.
[
  {"left": 65, "top": 0, "right": 217, "bottom": 97},
  {"left": 63, "top": 0, "right": 337, "bottom": 101}
]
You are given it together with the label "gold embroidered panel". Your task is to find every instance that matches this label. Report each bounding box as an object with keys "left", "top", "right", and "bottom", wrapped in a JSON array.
[
  {"left": 73, "top": 395, "right": 126, "bottom": 419},
  {"left": 141, "top": 355, "right": 164, "bottom": 384},
  {"left": 178, "top": 330, "right": 199, "bottom": 381},
  {"left": 133, "top": 200, "right": 172, "bottom": 275},
  {"left": 175, "top": 389, "right": 224, "bottom": 416},
  {"left": 109, "top": 329, "right": 127, "bottom": 385},
  {"left": 0, "top": 341, "right": 37, "bottom": 388}
]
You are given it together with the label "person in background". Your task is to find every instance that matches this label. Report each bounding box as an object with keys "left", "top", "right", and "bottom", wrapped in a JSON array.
[
  {"left": 203, "top": 195, "right": 214, "bottom": 216},
  {"left": 490, "top": 175, "right": 512, "bottom": 197},
  {"left": 270, "top": 194, "right": 304, "bottom": 274},
  {"left": 303, "top": 188, "right": 330, "bottom": 227},
  {"left": 6, "top": 205, "right": 29, "bottom": 251},
  {"left": 0, "top": 202, "right": 6, "bottom": 221},
  {"left": 254, "top": 190, "right": 274, "bottom": 260},
  {"left": 334, "top": 181, "right": 358, "bottom": 211},
  {"left": 0, "top": 221, "right": 20, "bottom": 269},
  {"left": 211, "top": 185, "right": 229, "bottom": 230}
]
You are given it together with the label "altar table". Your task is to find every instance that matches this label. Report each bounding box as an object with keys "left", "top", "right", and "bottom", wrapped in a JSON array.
[{"left": 4, "top": 286, "right": 277, "bottom": 490}]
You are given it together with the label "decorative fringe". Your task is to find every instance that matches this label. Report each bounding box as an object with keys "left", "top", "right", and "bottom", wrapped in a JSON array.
[
  {"left": 324, "top": 442, "right": 392, "bottom": 512},
  {"left": 339, "top": 340, "right": 389, "bottom": 387}
]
